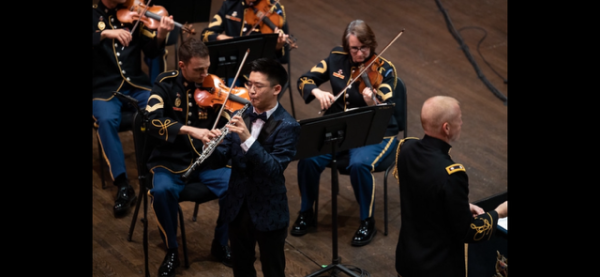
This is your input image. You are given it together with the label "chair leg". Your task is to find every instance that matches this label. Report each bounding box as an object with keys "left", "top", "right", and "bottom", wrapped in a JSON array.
[
  {"left": 96, "top": 133, "right": 107, "bottom": 189},
  {"left": 178, "top": 204, "right": 189, "bottom": 268},
  {"left": 314, "top": 185, "right": 319, "bottom": 228},
  {"left": 128, "top": 182, "right": 147, "bottom": 241},
  {"left": 192, "top": 203, "right": 199, "bottom": 222},
  {"left": 384, "top": 171, "right": 389, "bottom": 236}
]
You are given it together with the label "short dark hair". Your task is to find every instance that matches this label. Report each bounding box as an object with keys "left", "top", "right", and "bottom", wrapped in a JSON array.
[
  {"left": 178, "top": 37, "right": 209, "bottom": 64},
  {"left": 248, "top": 58, "right": 288, "bottom": 88},
  {"left": 342, "top": 19, "right": 377, "bottom": 53}
]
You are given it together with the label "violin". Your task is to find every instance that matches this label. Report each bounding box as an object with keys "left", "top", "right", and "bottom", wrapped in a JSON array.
[
  {"left": 194, "top": 74, "right": 251, "bottom": 114},
  {"left": 351, "top": 54, "right": 384, "bottom": 104},
  {"left": 319, "top": 29, "right": 405, "bottom": 114},
  {"left": 117, "top": 0, "right": 196, "bottom": 35},
  {"left": 243, "top": 0, "right": 298, "bottom": 50}
]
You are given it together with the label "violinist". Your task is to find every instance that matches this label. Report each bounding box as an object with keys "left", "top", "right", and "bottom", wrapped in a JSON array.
[
  {"left": 199, "top": 0, "right": 290, "bottom": 70},
  {"left": 93, "top": 0, "right": 174, "bottom": 218},
  {"left": 144, "top": 38, "right": 237, "bottom": 276},
  {"left": 293, "top": 19, "right": 400, "bottom": 247}
]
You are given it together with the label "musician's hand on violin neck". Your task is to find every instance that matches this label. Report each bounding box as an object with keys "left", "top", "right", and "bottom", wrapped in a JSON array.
[
  {"left": 361, "top": 87, "right": 377, "bottom": 106},
  {"left": 102, "top": 29, "right": 132, "bottom": 47},
  {"left": 312, "top": 88, "right": 335, "bottom": 111},
  {"left": 156, "top": 15, "right": 175, "bottom": 42},
  {"left": 274, "top": 27, "right": 288, "bottom": 50}
]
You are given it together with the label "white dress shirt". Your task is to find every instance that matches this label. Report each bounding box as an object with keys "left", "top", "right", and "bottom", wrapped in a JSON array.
[{"left": 241, "top": 103, "right": 279, "bottom": 152}]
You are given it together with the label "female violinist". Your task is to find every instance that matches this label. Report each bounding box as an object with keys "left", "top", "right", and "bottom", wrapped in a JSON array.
[
  {"left": 293, "top": 19, "right": 401, "bottom": 247},
  {"left": 199, "top": 0, "right": 291, "bottom": 65}
]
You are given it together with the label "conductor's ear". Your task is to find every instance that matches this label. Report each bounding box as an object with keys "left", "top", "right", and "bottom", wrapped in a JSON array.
[{"left": 442, "top": 122, "right": 450, "bottom": 135}]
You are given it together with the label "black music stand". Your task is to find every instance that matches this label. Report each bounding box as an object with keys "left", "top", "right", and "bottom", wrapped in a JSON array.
[
  {"left": 294, "top": 104, "right": 395, "bottom": 277},
  {"left": 205, "top": 33, "right": 278, "bottom": 84}
]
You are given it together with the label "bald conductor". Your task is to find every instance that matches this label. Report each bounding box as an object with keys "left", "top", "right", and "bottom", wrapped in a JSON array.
[{"left": 394, "top": 96, "right": 507, "bottom": 277}]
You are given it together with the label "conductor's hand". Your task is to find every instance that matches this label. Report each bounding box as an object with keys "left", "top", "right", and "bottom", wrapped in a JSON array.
[
  {"left": 469, "top": 203, "right": 485, "bottom": 217},
  {"left": 226, "top": 115, "right": 251, "bottom": 143},
  {"left": 217, "top": 34, "right": 234, "bottom": 41},
  {"left": 101, "top": 29, "right": 132, "bottom": 47},
  {"left": 312, "top": 88, "right": 335, "bottom": 111},
  {"left": 495, "top": 201, "right": 508, "bottom": 218}
]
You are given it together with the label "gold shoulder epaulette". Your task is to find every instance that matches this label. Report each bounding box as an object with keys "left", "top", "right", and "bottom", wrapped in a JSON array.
[
  {"left": 331, "top": 51, "right": 348, "bottom": 55},
  {"left": 446, "top": 164, "right": 465, "bottom": 175},
  {"left": 331, "top": 46, "right": 347, "bottom": 55},
  {"left": 158, "top": 70, "right": 178, "bottom": 83}
]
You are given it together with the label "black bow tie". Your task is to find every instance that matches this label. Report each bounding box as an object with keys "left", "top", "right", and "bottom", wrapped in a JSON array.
[{"left": 248, "top": 112, "right": 267, "bottom": 123}]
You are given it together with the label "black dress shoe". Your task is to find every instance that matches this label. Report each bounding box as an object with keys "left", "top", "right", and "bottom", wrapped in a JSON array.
[
  {"left": 211, "top": 239, "right": 232, "bottom": 267},
  {"left": 158, "top": 249, "right": 180, "bottom": 277},
  {"left": 351, "top": 217, "right": 377, "bottom": 246},
  {"left": 113, "top": 185, "right": 137, "bottom": 217},
  {"left": 290, "top": 210, "right": 315, "bottom": 236}
]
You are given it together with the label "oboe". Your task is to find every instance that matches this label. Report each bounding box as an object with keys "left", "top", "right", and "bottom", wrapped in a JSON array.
[{"left": 181, "top": 103, "right": 250, "bottom": 182}]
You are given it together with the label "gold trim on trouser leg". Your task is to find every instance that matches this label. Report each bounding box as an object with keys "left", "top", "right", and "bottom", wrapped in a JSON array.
[
  {"left": 148, "top": 182, "right": 171, "bottom": 249},
  {"left": 367, "top": 137, "right": 396, "bottom": 218},
  {"left": 95, "top": 126, "right": 115, "bottom": 181}
]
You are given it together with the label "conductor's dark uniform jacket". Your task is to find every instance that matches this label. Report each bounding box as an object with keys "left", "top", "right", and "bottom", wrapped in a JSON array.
[{"left": 394, "top": 135, "right": 501, "bottom": 277}]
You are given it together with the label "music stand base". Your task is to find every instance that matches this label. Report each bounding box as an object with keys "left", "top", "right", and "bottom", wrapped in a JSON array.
[{"left": 306, "top": 263, "right": 362, "bottom": 277}]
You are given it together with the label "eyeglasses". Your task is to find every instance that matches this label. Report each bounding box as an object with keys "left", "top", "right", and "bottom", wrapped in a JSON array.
[
  {"left": 350, "top": 46, "right": 369, "bottom": 53},
  {"left": 245, "top": 81, "right": 270, "bottom": 91}
]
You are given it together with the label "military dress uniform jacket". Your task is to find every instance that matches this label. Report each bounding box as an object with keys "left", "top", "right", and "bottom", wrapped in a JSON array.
[
  {"left": 92, "top": 1, "right": 166, "bottom": 100},
  {"left": 394, "top": 135, "right": 501, "bottom": 277},
  {"left": 199, "top": 0, "right": 289, "bottom": 62},
  {"left": 206, "top": 104, "right": 300, "bottom": 232},
  {"left": 297, "top": 46, "right": 399, "bottom": 137},
  {"left": 145, "top": 71, "right": 230, "bottom": 172}
]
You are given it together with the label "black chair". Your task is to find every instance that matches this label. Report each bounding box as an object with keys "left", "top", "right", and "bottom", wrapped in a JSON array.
[
  {"left": 127, "top": 109, "right": 218, "bottom": 276},
  {"left": 93, "top": 110, "right": 136, "bottom": 189},
  {"left": 315, "top": 76, "right": 407, "bottom": 236}
]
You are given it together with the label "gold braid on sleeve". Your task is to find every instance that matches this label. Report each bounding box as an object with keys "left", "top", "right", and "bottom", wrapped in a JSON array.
[
  {"left": 151, "top": 119, "right": 177, "bottom": 141},
  {"left": 298, "top": 77, "right": 316, "bottom": 97},
  {"left": 470, "top": 212, "right": 494, "bottom": 241}
]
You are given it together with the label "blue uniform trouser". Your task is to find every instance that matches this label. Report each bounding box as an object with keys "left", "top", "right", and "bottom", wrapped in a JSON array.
[
  {"left": 297, "top": 137, "right": 398, "bottom": 221},
  {"left": 150, "top": 166, "right": 231, "bottom": 250},
  {"left": 93, "top": 87, "right": 150, "bottom": 182}
]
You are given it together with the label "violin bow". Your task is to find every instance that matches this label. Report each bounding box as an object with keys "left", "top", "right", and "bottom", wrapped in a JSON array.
[
  {"left": 121, "top": 0, "right": 152, "bottom": 50},
  {"left": 211, "top": 49, "right": 251, "bottom": 130},
  {"left": 319, "top": 29, "right": 405, "bottom": 114}
]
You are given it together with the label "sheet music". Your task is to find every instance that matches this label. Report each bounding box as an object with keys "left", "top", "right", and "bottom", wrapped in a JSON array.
[{"left": 498, "top": 217, "right": 507, "bottom": 231}]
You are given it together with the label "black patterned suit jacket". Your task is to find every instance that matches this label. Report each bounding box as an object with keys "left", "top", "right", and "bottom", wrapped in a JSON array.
[{"left": 208, "top": 104, "right": 300, "bottom": 231}]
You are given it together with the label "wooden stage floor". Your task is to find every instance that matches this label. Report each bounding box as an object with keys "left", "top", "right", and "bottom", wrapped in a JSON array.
[{"left": 92, "top": 0, "right": 507, "bottom": 276}]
